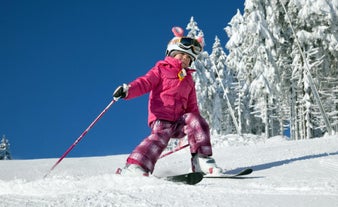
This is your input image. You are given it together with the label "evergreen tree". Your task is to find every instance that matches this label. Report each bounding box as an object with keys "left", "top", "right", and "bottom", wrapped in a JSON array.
[
  {"left": 0, "top": 135, "right": 12, "bottom": 160},
  {"left": 225, "top": 1, "right": 283, "bottom": 138},
  {"left": 279, "top": 0, "right": 338, "bottom": 139},
  {"left": 225, "top": 0, "right": 338, "bottom": 139},
  {"left": 209, "top": 36, "right": 237, "bottom": 135}
]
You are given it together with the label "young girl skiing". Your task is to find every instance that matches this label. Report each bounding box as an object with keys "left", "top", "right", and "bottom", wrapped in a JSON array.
[{"left": 113, "top": 27, "right": 222, "bottom": 176}]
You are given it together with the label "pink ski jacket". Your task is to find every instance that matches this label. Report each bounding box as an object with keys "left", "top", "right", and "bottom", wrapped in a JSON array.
[{"left": 125, "top": 56, "right": 200, "bottom": 125}]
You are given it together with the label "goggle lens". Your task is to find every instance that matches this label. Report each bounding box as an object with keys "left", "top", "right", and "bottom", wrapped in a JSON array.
[{"left": 178, "top": 37, "right": 202, "bottom": 54}]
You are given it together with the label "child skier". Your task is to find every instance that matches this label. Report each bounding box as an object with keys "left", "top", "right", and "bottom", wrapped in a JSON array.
[{"left": 113, "top": 27, "right": 222, "bottom": 176}]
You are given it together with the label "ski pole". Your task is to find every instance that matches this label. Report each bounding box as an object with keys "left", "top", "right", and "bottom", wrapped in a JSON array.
[
  {"left": 159, "top": 143, "right": 189, "bottom": 159},
  {"left": 44, "top": 99, "right": 117, "bottom": 178}
]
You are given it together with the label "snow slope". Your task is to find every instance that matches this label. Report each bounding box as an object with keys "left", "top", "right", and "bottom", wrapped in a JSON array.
[{"left": 1, "top": 135, "right": 338, "bottom": 207}]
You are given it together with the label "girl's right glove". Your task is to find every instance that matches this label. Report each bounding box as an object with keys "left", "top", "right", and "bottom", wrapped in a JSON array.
[{"left": 113, "top": 83, "right": 129, "bottom": 100}]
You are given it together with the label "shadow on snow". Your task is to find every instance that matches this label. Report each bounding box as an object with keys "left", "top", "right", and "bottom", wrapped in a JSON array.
[{"left": 228, "top": 151, "right": 338, "bottom": 174}]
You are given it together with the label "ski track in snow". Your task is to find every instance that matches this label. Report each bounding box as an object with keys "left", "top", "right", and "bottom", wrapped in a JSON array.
[{"left": 1, "top": 135, "right": 338, "bottom": 207}]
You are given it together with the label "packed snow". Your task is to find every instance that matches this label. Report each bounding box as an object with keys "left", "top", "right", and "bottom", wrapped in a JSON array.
[{"left": 1, "top": 134, "right": 338, "bottom": 207}]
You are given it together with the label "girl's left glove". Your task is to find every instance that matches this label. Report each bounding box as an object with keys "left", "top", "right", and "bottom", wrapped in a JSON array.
[{"left": 113, "top": 83, "right": 129, "bottom": 100}]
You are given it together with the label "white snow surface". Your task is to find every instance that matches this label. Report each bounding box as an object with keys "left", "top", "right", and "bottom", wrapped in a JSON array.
[{"left": 1, "top": 134, "right": 338, "bottom": 207}]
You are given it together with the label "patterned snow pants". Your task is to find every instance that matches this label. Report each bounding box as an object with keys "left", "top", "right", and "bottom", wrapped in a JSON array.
[{"left": 126, "top": 113, "right": 213, "bottom": 173}]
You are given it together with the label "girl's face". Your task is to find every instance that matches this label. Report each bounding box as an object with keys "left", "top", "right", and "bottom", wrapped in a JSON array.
[{"left": 173, "top": 52, "right": 191, "bottom": 69}]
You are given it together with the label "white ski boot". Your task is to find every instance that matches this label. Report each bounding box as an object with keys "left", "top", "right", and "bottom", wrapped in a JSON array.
[
  {"left": 116, "top": 164, "right": 149, "bottom": 177},
  {"left": 191, "top": 154, "right": 223, "bottom": 175}
]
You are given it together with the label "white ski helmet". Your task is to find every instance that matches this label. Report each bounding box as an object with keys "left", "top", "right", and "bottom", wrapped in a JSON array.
[{"left": 166, "top": 27, "right": 203, "bottom": 62}]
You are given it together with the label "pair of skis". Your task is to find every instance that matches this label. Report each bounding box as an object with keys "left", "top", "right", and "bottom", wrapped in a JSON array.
[{"left": 163, "top": 168, "right": 253, "bottom": 185}]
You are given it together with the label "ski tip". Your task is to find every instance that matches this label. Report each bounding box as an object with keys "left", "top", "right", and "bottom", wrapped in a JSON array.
[
  {"left": 165, "top": 172, "right": 204, "bottom": 185},
  {"left": 238, "top": 168, "right": 252, "bottom": 173},
  {"left": 185, "top": 172, "right": 204, "bottom": 185},
  {"left": 239, "top": 168, "right": 253, "bottom": 175}
]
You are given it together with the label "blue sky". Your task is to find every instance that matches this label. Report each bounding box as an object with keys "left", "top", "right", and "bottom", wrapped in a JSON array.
[{"left": 1, "top": 0, "right": 244, "bottom": 159}]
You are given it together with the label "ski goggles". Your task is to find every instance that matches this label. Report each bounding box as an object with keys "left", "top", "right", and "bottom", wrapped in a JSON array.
[{"left": 177, "top": 37, "right": 202, "bottom": 55}]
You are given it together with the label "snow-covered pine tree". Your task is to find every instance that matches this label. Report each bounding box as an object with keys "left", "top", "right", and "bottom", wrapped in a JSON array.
[
  {"left": 322, "top": 76, "right": 338, "bottom": 133},
  {"left": 225, "top": 9, "right": 251, "bottom": 135},
  {"left": 209, "top": 36, "right": 237, "bottom": 135},
  {"left": 225, "top": 0, "right": 283, "bottom": 138},
  {"left": 0, "top": 135, "right": 12, "bottom": 160},
  {"left": 225, "top": 0, "right": 338, "bottom": 139},
  {"left": 280, "top": 0, "right": 338, "bottom": 139}
]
